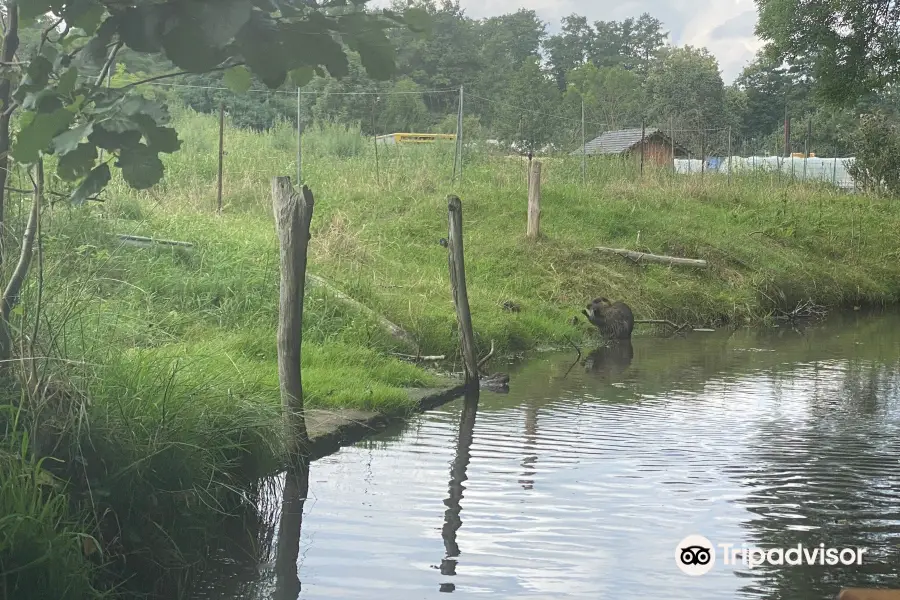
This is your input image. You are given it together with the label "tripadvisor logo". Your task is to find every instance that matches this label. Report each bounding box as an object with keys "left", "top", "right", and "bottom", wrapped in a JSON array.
[{"left": 675, "top": 535, "right": 868, "bottom": 575}]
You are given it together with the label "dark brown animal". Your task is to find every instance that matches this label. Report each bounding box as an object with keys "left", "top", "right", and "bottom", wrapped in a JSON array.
[{"left": 582, "top": 297, "right": 634, "bottom": 340}]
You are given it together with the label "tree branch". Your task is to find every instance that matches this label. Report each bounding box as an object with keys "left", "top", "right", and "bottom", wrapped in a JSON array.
[
  {"left": 94, "top": 40, "right": 123, "bottom": 87},
  {"left": 0, "top": 0, "right": 20, "bottom": 272},
  {"left": 120, "top": 61, "right": 247, "bottom": 90},
  {"left": 37, "top": 17, "right": 64, "bottom": 54},
  {"left": 2, "top": 167, "right": 40, "bottom": 319}
]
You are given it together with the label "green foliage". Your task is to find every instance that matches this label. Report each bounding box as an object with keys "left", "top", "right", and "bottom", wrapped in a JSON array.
[
  {"left": 755, "top": 0, "right": 900, "bottom": 106},
  {"left": 0, "top": 406, "right": 103, "bottom": 600},
  {"left": 847, "top": 111, "right": 900, "bottom": 195},
  {"left": 566, "top": 63, "right": 644, "bottom": 130},
  {"left": 376, "top": 78, "right": 430, "bottom": 133},
  {"left": 7, "top": 0, "right": 430, "bottom": 201},
  {"left": 645, "top": 46, "right": 727, "bottom": 128},
  {"left": 490, "top": 58, "right": 562, "bottom": 152}
]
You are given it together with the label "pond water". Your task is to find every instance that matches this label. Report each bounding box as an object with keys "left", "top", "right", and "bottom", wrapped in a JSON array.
[{"left": 194, "top": 310, "right": 900, "bottom": 600}]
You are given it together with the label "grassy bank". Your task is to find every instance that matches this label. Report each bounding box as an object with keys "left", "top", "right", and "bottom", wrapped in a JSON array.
[{"left": 3, "top": 106, "right": 900, "bottom": 598}]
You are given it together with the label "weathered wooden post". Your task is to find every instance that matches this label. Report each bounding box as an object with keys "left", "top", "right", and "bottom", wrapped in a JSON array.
[
  {"left": 272, "top": 177, "right": 314, "bottom": 461},
  {"left": 526, "top": 160, "right": 541, "bottom": 239},
  {"left": 447, "top": 195, "right": 479, "bottom": 387}
]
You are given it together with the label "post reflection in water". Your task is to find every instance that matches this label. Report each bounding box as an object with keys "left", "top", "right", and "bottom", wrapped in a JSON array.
[
  {"left": 518, "top": 402, "right": 538, "bottom": 491},
  {"left": 438, "top": 388, "right": 480, "bottom": 592},
  {"left": 273, "top": 460, "right": 310, "bottom": 600}
]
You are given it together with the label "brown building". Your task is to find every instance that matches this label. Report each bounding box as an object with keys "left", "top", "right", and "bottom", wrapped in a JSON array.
[{"left": 572, "top": 127, "right": 690, "bottom": 167}]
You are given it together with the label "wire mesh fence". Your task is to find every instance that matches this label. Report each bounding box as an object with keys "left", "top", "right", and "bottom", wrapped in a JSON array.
[{"left": 97, "top": 76, "right": 862, "bottom": 205}]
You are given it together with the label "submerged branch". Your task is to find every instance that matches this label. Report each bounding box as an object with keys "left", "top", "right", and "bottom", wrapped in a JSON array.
[{"left": 476, "top": 339, "right": 495, "bottom": 372}]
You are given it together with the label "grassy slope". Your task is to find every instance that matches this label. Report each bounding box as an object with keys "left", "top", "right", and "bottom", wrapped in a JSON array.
[{"left": 89, "top": 108, "right": 900, "bottom": 366}]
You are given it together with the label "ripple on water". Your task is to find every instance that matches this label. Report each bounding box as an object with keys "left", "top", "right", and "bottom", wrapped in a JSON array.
[{"left": 193, "top": 314, "right": 900, "bottom": 600}]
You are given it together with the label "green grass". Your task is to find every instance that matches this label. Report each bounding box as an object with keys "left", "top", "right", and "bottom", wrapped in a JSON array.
[
  {"left": 84, "top": 106, "right": 900, "bottom": 359},
  {"left": 3, "top": 104, "right": 900, "bottom": 599}
]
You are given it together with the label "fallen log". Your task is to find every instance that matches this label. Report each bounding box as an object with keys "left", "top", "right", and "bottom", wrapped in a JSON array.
[
  {"left": 633, "top": 318, "right": 692, "bottom": 335},
  {"left": 116, "top": 234, "right": 195, "bottom": 250},
  {"left": 593, "top": 246, "right": 707, "bottom": 268},
  {"left": 306, "top": 273, "right": 416, "bottom": 350},
  {"left": 392, "top": 353, "right": 446, "bottom": 362}
]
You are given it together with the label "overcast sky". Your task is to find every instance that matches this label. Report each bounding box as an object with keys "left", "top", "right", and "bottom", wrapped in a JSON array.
[{"left": 384, "top": 0, "right": 766, "bottom": 84}]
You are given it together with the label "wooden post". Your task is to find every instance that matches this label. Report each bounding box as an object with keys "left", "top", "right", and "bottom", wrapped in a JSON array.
[
  {"left": 670, "top": 116, "right": 675, "bottom": 175},
  {"left": 526, "top": 160, "right": 541, "bottom": 239},
  {"left": 700, "top": 128, "right": 706, "bottom": 176},
  {"left": 447, "top": 195, "right": 479, "bottom": 387},
  {"left": 640, "top": 119, "right": 645, "bottom": 177},
  {"left": 727, "top": 126, "right": 733, "bottom": 184},
  {"left": 272, "top": 177, "right": 315, "bottom": 461},
  {"left": 217, "top": 102, "right": 225, "bottom": 214},
  {"left": 804, "top": 117, "right": 811, "bottom": 179}
]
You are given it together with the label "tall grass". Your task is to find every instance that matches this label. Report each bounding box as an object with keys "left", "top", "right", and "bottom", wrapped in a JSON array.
[{"left": 0, "top": 403, "right": 106, "bottom": 599}]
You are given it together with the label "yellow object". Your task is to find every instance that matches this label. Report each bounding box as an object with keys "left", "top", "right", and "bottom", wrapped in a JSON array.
[
  {"left": 375, "top": 133, "right": 456, "bottom": 145},
  {"left": 791, "top": 152, "right": 806, "bottom": 158}
]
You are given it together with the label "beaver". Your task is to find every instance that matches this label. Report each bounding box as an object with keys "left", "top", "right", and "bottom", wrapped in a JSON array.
[{"left": 582, "top": 297, "right": 635, "bottom": 340}]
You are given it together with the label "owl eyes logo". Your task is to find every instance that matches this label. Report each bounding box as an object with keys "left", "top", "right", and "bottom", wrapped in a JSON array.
[{"left": 676, "top": 535, "right": 716, "bottom": 575}]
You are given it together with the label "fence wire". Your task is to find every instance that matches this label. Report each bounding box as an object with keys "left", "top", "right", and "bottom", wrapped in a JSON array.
[{"left": 90, "top": 75, "right": 862, "bottom": 199}]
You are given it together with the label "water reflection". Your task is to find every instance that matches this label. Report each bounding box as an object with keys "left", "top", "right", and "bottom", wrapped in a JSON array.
[
  {"left": 438, "top": 389, "right": 480, "bottom": 591},
  {"left": 583, "top": 340, "right": 634, "bottom": 380},
  {"left": 518, "top": 402, "right": 538, "bottom": 491},
  {"left": 274, "top": 461, "right": 310, "bottom": 600},
  {"left": 193, "top": 310, "right": 900, "bottom": 600}
]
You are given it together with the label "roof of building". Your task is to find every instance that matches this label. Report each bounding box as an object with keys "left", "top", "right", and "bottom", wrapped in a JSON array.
[{"left": 572, "top": 127, "right": 684, "bottom": 156}]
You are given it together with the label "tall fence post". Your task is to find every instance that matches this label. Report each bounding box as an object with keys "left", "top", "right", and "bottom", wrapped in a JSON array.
[
  {"left": 453, "top": 85, "right": 464, "bottom": 184},
  {"left": 372, "top": 97, "right": 380, "bottom": 186},
  {"left": 727, "top": 126, "right": 733, "bottom": 184},
  {"left": 527, "top": 160, "right": 541, "bottom": 239},
  {"left": 640, "top": 119, "right": 645, "bottom": 177},
  {"left": 296, "top": 89, "right": 302, "bottom": 185},
  {"left": 217, "top": 102, "right": 225, "bottom": 214},
  {"left": 670, "top": 117, "right": 675, "bottom": 175},
  {"left": 581, "top": 98, "right": 586, "bottom": 187},
  {"left": 700, "top": 129, "right": 706, "bottom": 177},
  {"left": 272, "top": 177, "right": 315, "bottom": 462},
  {"left": 447, "top": 195, "right": 478, "bottom": 387},
  {"left": 804, "top": 117, "right": 811, "bottom": 179}
]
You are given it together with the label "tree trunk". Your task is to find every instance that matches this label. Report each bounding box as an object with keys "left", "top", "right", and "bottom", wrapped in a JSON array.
[
  {"left": 0, "top": 0, "right": 20, "bottom": 271},
  {"left": 1, "top": 158, "right": 41, "bottom": 365}
]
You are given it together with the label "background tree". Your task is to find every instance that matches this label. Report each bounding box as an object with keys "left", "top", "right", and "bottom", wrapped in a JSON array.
[
  {"left": 566, "top": 63, "right": 644, "bottom": 130},
  {"left": 545, "top": 14, "right": 594, "bottom": 90},
  {"left": 644, "top": 45, "right": 728, "bottom": 153},
  {"left": 491, "top": 58, "right": 561, "bottom": 153},
  {"left": 755, "top": 0, "right": 900, "bottom": 106}
]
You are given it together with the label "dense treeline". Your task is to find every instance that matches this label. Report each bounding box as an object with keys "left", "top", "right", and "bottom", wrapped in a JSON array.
[{"left": 17, "top": 0, "right": 897, "bottom": 158}]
